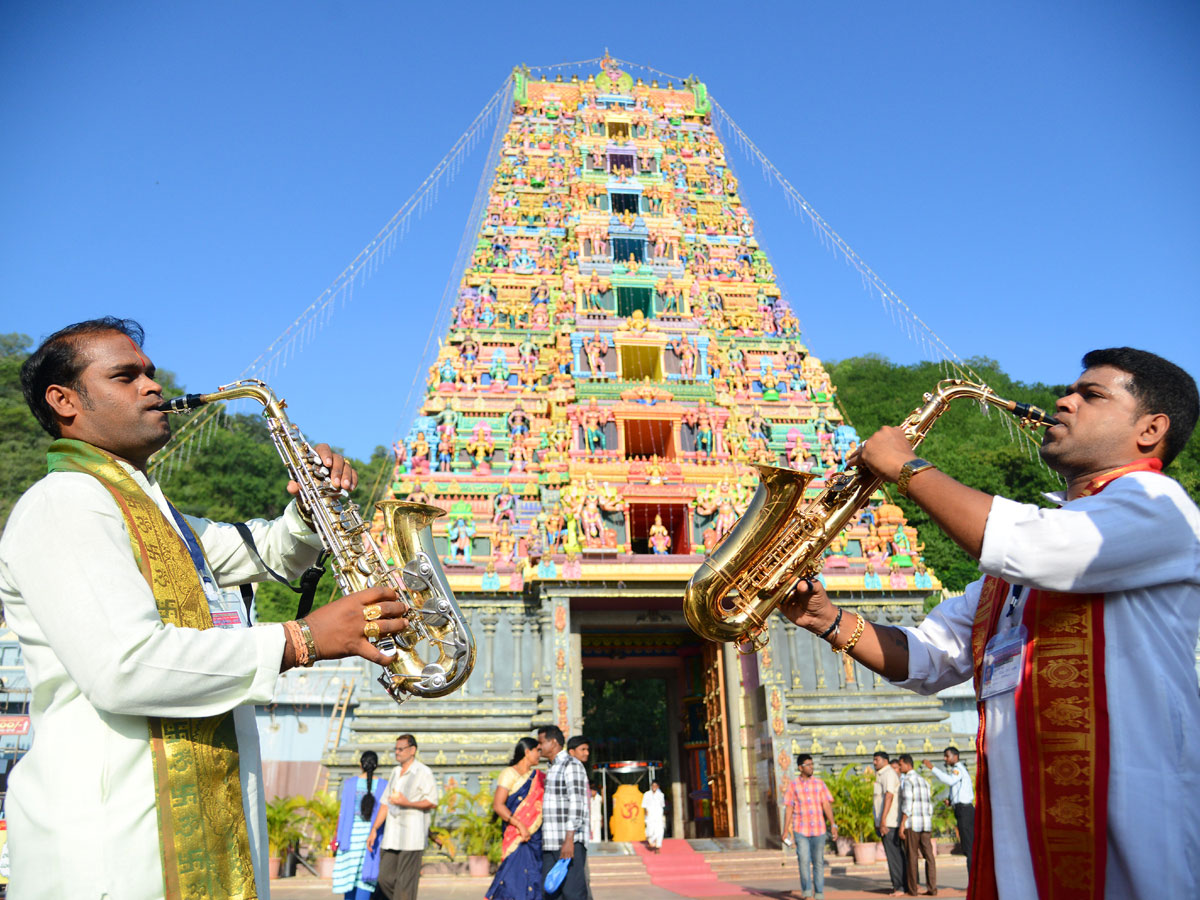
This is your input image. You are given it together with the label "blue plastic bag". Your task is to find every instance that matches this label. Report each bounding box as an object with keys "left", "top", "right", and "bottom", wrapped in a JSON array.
[{"left": 544, "top": 857, "right": 571, "bottom": 893}]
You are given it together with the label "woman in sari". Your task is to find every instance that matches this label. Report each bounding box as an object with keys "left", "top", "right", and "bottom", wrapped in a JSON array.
[
  {"left": 486, "top": 737, "right": 545, "bottom": 900},
  {"left": 332, "top": 750, "right": 388, "bottom": 900}
]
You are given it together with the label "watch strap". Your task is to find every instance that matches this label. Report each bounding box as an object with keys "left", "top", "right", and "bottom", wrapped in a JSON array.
[{"left": 897, "top": 458, "right": 937, "bottom": 497}]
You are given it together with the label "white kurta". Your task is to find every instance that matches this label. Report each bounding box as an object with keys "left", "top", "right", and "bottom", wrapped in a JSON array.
[
  {"left": 0, "top": 465, "right": 323, "bottom": 900},
  {"left": 895, "top": 471, "right": 1200, "bottom": 899},
  {"left": 641, "top": 789, "right": 666, "bottom": 846}
]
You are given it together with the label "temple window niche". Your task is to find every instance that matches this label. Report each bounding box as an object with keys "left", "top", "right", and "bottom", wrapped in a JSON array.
[
  {"left": 608, "top": 151, "right": 635, "bottom": 173},
  {"left": 606, "top": 120, "right": 631, "bottom": 141},
  {"left": 615, "top": 285, "right": 653, "bottom": 318},
  {"left": 624, "top": 418, "right": 675, "bottom": 458},
  {"left": 610, "top": 191, "right": 639, "bottom": 216}
]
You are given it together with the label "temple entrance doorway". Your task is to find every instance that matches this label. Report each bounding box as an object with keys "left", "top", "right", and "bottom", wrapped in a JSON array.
[{"left": 579, "top": 629, "right": 734, "bottom": 840}]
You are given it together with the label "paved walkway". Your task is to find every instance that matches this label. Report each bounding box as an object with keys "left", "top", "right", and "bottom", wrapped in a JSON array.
[{"left": 271, "top": 849, "right": 967, "bottom": 899}]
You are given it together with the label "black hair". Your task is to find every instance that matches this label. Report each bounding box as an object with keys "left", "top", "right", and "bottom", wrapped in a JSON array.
[
  {"left": 1081, "top": 347, "right": 1199, "bottom": 466},
  {"left": 898, "top": 754, "right": 914, "bottom": 767},
  {"left": 359, "top": 750, "right": 379, "bottom": 821},
  {"left": 397, "top": 733, "right": 417, "bottom": 749},
  {"left": 509, "top": 737, "right": 538, "bottom": 766},
  {"left": 873, "top": 751, "right": 891, "bottom": 763},
  {"left": 20, "top": 317, "right": 146, "bottom": 438},
  {"left": 535, "top": 723, "right": 554, "bottom": 739},
  {"left": 567, "top": 735, "right": 590, "bottom": 753},
  {"left": 540, "top": 724, "right": 565, "bottom": 747},
  {"left": 796, "top": 753, "right": 813, "bottom": 767},
  {"left": 944, "top": 746, "right": 959, "bottom": 759}
]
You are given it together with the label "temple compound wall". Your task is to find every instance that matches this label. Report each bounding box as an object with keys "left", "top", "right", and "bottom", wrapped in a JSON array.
[{"left": 327, "top": 57, "right": 969, "bottom": 846}]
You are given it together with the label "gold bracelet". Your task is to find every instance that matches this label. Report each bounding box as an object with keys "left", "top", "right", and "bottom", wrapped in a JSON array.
[
  {"left": 833, "top": 613, "right": 865, "bottom": 654},
  {"left": 297, "top": 618, "right": 319, "bottom": 667}
]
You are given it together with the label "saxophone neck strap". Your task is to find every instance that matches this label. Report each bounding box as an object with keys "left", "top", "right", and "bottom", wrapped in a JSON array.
[{"left": 232, "top": 522, "right": 328, "bottom": 619}]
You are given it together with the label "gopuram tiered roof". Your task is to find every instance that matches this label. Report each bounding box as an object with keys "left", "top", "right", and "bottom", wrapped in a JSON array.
[{"left": 387, "top": 59, "right": 940, "bottom": 598}]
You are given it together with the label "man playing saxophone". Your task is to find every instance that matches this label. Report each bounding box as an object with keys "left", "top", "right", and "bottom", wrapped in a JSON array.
[
  {"left": 0, "top": 317, "right": 410, "bottom": 900},
  {"left": 780, "top": 348, "right": 1200, "bottom": 900}
]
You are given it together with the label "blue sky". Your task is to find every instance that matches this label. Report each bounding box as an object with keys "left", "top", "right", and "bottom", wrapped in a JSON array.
[{"left": 3, "top": 1, "right": 1198, "bottom": 460}]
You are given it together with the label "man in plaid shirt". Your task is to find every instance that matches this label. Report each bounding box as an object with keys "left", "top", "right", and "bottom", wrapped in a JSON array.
[
  {"left": 538, "top": 724, "right": 590, "bottom": 899},
  {"left": 898, "top": 754, "right": 938, "bottom": 896},
  {"left": 782, "top": 753, "right": 837, "bottom": 900}
]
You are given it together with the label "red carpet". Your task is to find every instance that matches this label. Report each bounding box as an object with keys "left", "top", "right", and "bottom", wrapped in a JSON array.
[{"left": 632, "top": 840, "right": 746, "bottom": 896}]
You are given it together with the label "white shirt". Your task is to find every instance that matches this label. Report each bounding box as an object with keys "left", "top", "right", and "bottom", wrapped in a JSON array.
[
  {"left": 896, "top": 472, "right": 1200, "bottom": 900},
  {"left": 641, "top": 788, "right": 666, "bottom": 823},
  {"left": 929, "top": 762, "right": 973, "bottom": 806},
  {"left": 0, "top": 466, "right": 322, "bottom": 900},
  {"left": 381, "top": 759, "right": 438, "bottom": 851},
  {"left": 872, "top": 764, "right": 901, "bottom": 828}
]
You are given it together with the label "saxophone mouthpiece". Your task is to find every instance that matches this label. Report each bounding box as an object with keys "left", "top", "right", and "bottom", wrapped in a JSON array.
[
  {"left": 155, "top": 394, "right": 208, "bottom": 413},
  {"left": 1010, "top": 401, "right": 1059, "bottom": 428}
]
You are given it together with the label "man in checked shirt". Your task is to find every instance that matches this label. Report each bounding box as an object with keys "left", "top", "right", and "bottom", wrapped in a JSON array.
[
  {"left": 538, "top": 724, "right": 591, "bottom": 899},
  {"left": 898, "top": 753, "right": 937, "bottom": 896}
]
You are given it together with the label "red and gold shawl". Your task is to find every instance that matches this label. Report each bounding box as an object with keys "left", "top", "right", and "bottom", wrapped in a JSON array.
[{"left": 968, "top": 459, "right": 1162, "bottom": 900}]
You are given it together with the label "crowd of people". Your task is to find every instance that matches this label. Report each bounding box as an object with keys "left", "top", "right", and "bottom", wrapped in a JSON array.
[
  {"left": 3, "top": 315, "right": 1197, "bottom": 900},
  {"left": 783, "top": 748, "right": 972, "bottom": 898},
  {"left": 328, "top": 726, "right": 613, "bottom": 900}
]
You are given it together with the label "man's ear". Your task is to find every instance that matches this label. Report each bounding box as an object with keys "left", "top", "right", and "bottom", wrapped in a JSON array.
[
  {"left": 44, "top": 384, "right": 82, "bottom": 424},
  {"left": 1136, "top": 412, "right": 1171, "bottom": 458}
]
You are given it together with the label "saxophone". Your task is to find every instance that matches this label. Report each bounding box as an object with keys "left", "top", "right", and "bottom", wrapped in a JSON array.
[
  {"left": 157, "top": 379, "right": 476, "bottom": 701},
  {"left": 683, "top": 379, "right": 1059, "bottom": 653}
]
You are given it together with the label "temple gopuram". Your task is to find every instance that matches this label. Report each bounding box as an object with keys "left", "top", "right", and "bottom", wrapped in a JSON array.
[{"left": 331, "top": 56, "right": 965, "bottom": 846}]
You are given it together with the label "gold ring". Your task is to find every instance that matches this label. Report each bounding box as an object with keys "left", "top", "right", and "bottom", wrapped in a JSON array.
[
  {"left": 363, "top": 621, "right": 381, "bottom": 640},
  {"left": 363, "top": 605, "right": 383, "bottom": 622}
]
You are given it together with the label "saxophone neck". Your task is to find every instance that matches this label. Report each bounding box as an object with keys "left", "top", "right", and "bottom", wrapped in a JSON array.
[{"left": 157, "top": 379, "right": 286, "bottom": 418}]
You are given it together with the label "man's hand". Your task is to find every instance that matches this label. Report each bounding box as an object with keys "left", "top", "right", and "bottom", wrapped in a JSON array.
[
  {"left": 922, "top": 760, "right": 934, "bottom": 770},
  {"left": 302, "top": 585, "right": 408, "bottom": 667},
  {"left": 560, "top": 833, "right": 575, "bottom": 860},
  {"left": 847, "top": 427, "right": 914, "bottom": 483},
  {"left": 880, "top": 825, "right": 889, "bottom": 836},
  {"left": 899, "top": 825, "right": 907, "bottom": 840},
  {"left": 287, "top": 442, "right": 358, "bottom": 496},
  {"left": 778, "top": 578, "right": 839, "bottom": 637},
  {"left": 391, "top": 790, "right": 411, "bottom": 808}
]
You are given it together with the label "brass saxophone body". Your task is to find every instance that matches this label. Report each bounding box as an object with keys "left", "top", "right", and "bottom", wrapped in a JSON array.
[
  {"left": 683, "top": 379, "right": 1058, "bottom": 653},
  {"left": 157, "top": 379, "right": 476, "bottom": 701}
]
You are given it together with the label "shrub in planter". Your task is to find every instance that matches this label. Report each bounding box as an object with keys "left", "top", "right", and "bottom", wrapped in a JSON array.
[
  {"left": 438, "top": 784, "right": 503, "bottom": 876},
  {"left": 265, "top": 795, "right": 306, "bottom": 878},
  {"left": 824, "top": 764, "right": 877, "bottom": 865}
]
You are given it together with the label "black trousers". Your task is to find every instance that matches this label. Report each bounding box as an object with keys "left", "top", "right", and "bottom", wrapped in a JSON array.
[
  {"left": 377, "top": 848, "right": 422, "bottom": 900},
  {"left": 542, "top": 843, "right": 589, "bottom": 900},
  {"left": 954, "top": 802, "right": 975, "bottom": 870},
  {"left": 877, "top": 825, "right": 906, "bottom": 891}
]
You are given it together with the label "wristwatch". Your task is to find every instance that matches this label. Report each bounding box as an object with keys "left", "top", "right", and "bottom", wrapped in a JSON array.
[{"left": 897, "top": 458, "right": 937, "bottom": 497}]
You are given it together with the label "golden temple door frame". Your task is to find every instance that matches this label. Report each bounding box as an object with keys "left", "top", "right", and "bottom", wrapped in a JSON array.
[{"left": 702, "top": 640, "right": 734, "bottom": 837}]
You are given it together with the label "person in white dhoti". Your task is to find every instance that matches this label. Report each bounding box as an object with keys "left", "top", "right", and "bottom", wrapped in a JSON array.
[
  {"left": 0, "top": 318, "right": 411, "bottom": 900},
  {"left": 641, "top": 781, "right": 666, "bottom": 852},
  {"left": 589, "top": 787, "right": 603, "bottom": 845},
  {"left": 780, "top": 348, "right": 1200, "bottom": 900}
]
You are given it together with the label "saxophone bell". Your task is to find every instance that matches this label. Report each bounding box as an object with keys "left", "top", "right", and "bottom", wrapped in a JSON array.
[
  {"left": 151, "top": 379, "right": 476, "bottom": 701},
  {"left": 684, "top": 379, "right": 1059, "bottom": 652}
]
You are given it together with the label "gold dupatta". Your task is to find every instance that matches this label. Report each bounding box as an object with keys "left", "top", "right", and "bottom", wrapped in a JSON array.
[{"left": 47, "top": 439, "right": 256, "bottom": 900}]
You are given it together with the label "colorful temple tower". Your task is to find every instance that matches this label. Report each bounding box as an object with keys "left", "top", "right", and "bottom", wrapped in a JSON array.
[{"left": 335, "top": 57, "right": 962, "bottom": 845}]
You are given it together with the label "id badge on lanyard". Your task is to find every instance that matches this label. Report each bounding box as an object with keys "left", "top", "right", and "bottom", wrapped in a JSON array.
[
  {"left": 980, "top": 623, "right": 1027, "bottom": 700},
  {"left": 169, "top": 503, "right": 248, "bottom": 629}
]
